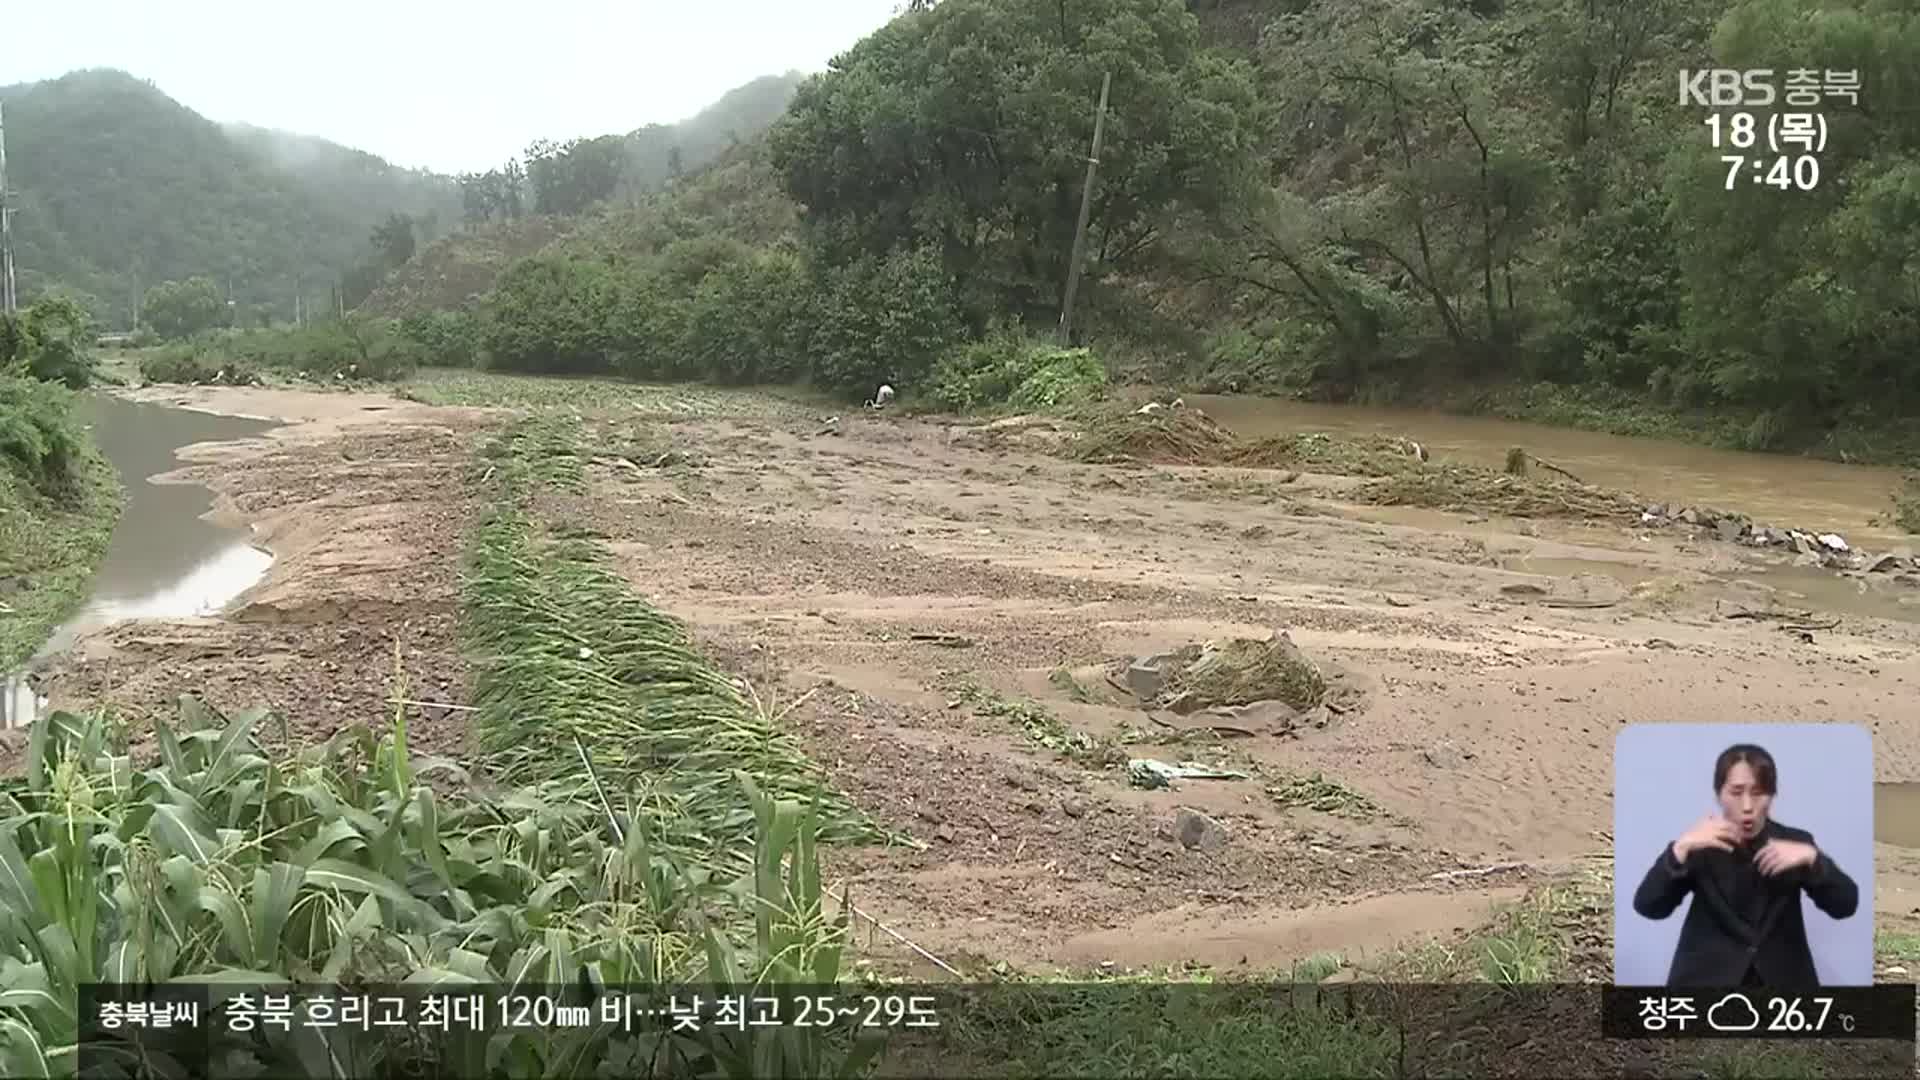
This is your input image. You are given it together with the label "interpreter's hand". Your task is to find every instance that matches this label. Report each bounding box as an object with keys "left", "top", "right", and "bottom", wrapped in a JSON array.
[
  {"left": 1756, "top": 838, "right": 1819, "bottom": 876},
  {"left": 1673, "top": 816, "right": 1740, "bottom": 862}
]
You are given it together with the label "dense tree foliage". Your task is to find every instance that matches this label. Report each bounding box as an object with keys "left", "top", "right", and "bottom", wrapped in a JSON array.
[
  {"left": 0, "top": 297, "right": 97, "bottom": 389},
  {"left": 0, "top": 70, "right": 458, "bottom": 327},
  {"left": 20, "top": 1, "right": 1920, "bottom": 446},
  {"left": 768, "top": 0, "right": 1258, "bottom": 329},
  {"left": 141, "top": 277, "right": 229, "bottom": 340}
]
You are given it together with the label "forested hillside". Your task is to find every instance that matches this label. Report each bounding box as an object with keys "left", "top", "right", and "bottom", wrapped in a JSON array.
[
  {"left": 366, "top": 74, "right": 806, "bottom": 313},
  {"left": 0, "top": 70, "right": 458, "bottom": 327},
  {"left": 363, "top": 0, "right": 1920, "bottom": 458}
]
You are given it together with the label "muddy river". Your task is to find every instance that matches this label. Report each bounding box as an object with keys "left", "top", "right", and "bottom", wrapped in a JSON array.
[
  {"left": 2, "top": 394, "right": 275, "bottom": 727},
  {"left": 1192, "top": 395, "right": 1912, "bottom": 549}
]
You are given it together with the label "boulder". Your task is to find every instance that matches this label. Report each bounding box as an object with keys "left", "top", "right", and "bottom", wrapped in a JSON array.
[{"left": 1174, "top": 808, "right": 1228, "bottom": 852}]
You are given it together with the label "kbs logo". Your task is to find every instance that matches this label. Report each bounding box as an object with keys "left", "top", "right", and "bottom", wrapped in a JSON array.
[{"left": 1678, "top": 69, "right": 1776, "bottom": 107}]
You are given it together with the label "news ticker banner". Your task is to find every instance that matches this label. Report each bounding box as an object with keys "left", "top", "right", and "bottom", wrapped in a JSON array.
[{"left": 77, "top": 982, "right": 1918, "bottom": 1079}]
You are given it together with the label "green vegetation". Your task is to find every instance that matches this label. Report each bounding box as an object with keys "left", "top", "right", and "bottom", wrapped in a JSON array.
[
  {"left": 343, "top": 0, "right": 1920, "bottom": 459},
  {"left": 460, "top": 417, "right": 890, "bottom": 872},
  {"left": 0, "top": 700, "right": 884, "bottom": 1077},
  {"left": 0, "top": 379, "right": 122, "bottom": 667},
  {"left": 1895, "top": 474, "right": 1920, "bottom": 534},
  {"left": 927, "top": 333, "right": 1111, "bottom": 413},
  {"left": 138, "top": 276, "right": 229, "bottom": 340},
  {"left": 139, "top": 319, "right": 424, "bottom": 386},
  {"left": 0, "top": 296, "right": 97, "bottom": 389},
  {"left": 1265, "top": 774, "right": 1380, "bottom": 820},
  {"left": 0, "top": 305, "right": 121, "bottom": 668},
  {"left": 946, "top": 678, "right": 1125, "bottom": 768},
  {"left": 0, "top": 70, "right": 458, "bottom": 327}
]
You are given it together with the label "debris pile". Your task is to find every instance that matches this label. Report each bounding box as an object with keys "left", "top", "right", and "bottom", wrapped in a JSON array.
[
  {"left": 1110, "top": 631, "right": 1363, "bottom": 738},
  {"left": 1065, "top": 405, "right": 1420, "bottom": 475},
  {"left": 1638, "top": 504, "right": 1920, "bottom": 575},
  {"left": 1357, "top": 466, "right": 1642, "bottom": 520}
]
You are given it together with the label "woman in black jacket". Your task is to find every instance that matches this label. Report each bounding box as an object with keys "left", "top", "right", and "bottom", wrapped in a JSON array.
[{"left": 1632, "top": 743, "right": 1860, "bottom": 987}]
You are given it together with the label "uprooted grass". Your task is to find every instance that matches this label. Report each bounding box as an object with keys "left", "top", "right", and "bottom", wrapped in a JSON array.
[
  {"left": 948, "top": 678, "right": 1126, "bottom": 768},
  {"left": 1162, "top": 636, "right": 1328, "bottom": 712},
  {"left": 462, "top": 419, "right": 896, "bottom": 874},
  {"left": 1066, "top": 405, "right": 1416, "bottom": 477},
  {"left": 1266, "top": 773, "right": 1380, "bottom": 820},
  {"left": 1354, "top": 464, "right": 1643, "bottom": 520}
]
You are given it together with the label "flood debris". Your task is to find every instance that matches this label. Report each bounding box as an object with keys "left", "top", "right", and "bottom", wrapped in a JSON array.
[
  {"left": 1064, "top": 406, "right": 1414, "bottom": 475},
  {"left": 1129, "top": 758, "right": 1250, "bottom": 790},
  {"left": 1267, "top": 772, "right": 1383, "bottom": 819},
  {"left": 1113, "top": 632, "right": 1362, "bottom": 739},
  {"left": 1640, "top": 504, "right": 1920, "bottom": 575},
  {"left": 1359, "top": 466, "right": 1640, "bottom": 519}
]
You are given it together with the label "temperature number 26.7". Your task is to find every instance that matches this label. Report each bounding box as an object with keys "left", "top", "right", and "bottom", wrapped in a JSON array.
[
  {"left": 1768, "top": 996, "right": 1834, "bottom": 1033},
  {"left": 1722, "top": 155, "right": 1820, "bottom": 191}
]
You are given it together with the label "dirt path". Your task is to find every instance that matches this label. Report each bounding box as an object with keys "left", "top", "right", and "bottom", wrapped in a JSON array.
[{"left": 34, "top": 386, "right": 1920, "bottom": 979}]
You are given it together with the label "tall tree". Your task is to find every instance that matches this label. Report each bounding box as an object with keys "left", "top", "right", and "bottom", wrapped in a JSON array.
[{"left": 768, "top": 0, "right": 1258, "bottom": 327}]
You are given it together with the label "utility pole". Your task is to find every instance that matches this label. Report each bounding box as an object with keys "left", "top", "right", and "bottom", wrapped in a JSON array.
[
  {"left": 1056, "top": 71, "right": 1110, "bottom": 348},
  {"left": 0, "top": 101, "right": 18, "bottom": 316}
]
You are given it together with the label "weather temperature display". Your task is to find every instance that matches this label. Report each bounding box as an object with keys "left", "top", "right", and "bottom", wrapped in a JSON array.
[{"left": 1602, "top": 986, "right": 1916, "bottom": 1041}]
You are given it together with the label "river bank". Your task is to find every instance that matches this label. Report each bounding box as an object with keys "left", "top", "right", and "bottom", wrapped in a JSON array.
[
  {"left": 0, "top": 383, "right": 123, "bottom": 672},
  {"left": 26, "top": 374, "right": 1920, "bottom": 997},
  {"left": 1156, "top": 366, "right": 1920, "bottom": 475}
]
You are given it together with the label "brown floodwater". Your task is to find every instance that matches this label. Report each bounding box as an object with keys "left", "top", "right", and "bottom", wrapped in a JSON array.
[
  {"left": 1190, "top": 395, "right": 1912, "bottom": 549},
  {"left": 3, "top": 395, "right": 277, "bottom": 728},
  {"left": 1875, "top": 783, "right": 1920, "bottom": 848}
]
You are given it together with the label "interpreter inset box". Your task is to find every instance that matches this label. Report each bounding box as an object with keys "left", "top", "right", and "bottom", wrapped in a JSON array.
[{"left": 1614, "top": 724, "right": 1873, "bottom": 987}]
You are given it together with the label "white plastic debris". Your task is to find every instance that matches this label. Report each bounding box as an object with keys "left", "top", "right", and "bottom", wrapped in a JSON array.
[
  {"left": 1127, "top": 758, "right": 1250, "bottom": 790},
  {"left": 1818, "top": 533, "right": 1850, "bottom": 552}
]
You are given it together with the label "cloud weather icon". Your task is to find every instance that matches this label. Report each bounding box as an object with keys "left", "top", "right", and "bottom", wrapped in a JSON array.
[{"left": 1707, "top": 993, "right": 1761, "bottom": 1032}]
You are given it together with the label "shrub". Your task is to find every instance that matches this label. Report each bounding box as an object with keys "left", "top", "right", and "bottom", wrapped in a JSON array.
[
  {"left": 138, "top": 346, "right": 261, "bottom": 387},
  {"left": 479, "top": 256, "right": 623, "bottom": 375},
  {"left": 681, "top": 249, "right": 812, "bottom": 385},
  {"left": 0, "top": 298, "right": 98, "bottom": 389},
  {"left": 808, "top": 247, "right": 963, "bottom": 398},
  {"left": 396, "top": 310, "right": 481, "bottom": 368},
  {"left": 0, "top": 376, "right": 85, "bottom": 500},
  {"left": 927, "top": 329, "right": 1109, "bottom": 412}
]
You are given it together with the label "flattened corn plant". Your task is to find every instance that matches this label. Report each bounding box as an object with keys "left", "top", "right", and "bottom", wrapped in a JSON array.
[
  {"left": 0, "top": 698, "right": 886, "bottom": 1078},
  {"left": 461, "top": 419, "right": 891, "bottom": 880}
]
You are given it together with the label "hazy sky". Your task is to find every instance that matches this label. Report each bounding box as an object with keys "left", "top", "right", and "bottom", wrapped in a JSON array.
[{"left": 4, "top": 0, "right": 907, "bottom": 174}]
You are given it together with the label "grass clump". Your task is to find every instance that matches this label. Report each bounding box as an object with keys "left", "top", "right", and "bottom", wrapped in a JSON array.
[
  {"left": 1266, "top": 773, "right": 1380, "bottom": 819},
  {"left": 1895, "top": 473, "right": 1920, "bottom": 534},
  {"left": 1355, "top": 464, "right": 1642, "bottom": 520},
  {"left": 949, "top": 679, "right": 1124, "bottom": 768},
  {"left": 1067, "top": 404, "right": 1415, "bottom": 477},
  {"left": 1161, "top": 635, "right": 1327, "bottom": 713},
  {"left": 1069, "top": 404, "right": 1242, "bottom": 465}
]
